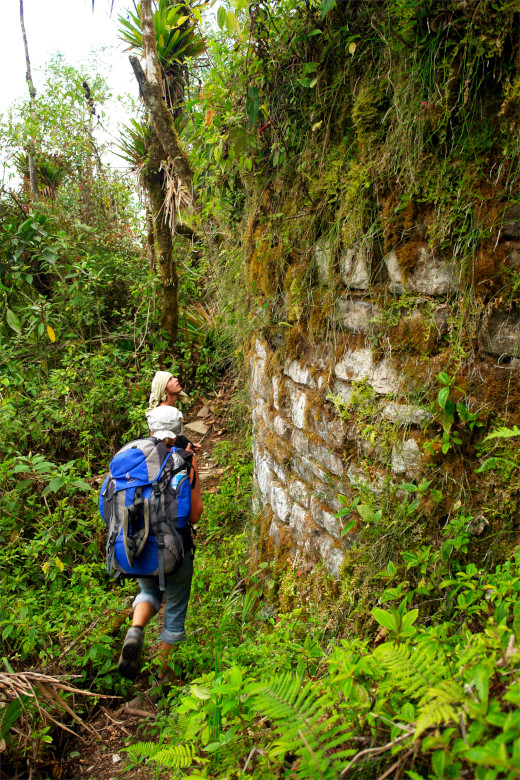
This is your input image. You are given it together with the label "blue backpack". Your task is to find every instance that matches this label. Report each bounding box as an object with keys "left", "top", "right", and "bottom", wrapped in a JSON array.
[{"left": 100, "top": 437, "right": 193, "bottom": 590}]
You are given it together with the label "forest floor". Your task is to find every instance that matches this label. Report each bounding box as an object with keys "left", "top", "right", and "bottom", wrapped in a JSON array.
[{"left": 61, "top": 378, "right": 244, "bottom": 780}]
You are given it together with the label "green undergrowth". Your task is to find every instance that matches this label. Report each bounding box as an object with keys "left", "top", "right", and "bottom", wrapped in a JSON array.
[{"left": 124, "top": 436, "right": 520, "bottom": 780}]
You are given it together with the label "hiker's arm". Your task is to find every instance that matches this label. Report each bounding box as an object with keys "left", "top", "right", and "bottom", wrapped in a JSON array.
[
  {"left": 175, "top": 436, "right": 201, "bottom": 453},
  {"left": 190, "top": 454, "right": 203, "bottom": 525}
]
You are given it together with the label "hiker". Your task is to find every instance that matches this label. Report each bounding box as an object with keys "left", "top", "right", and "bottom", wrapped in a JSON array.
[{"left": 116, "top": 401, "right": 203, "bottom": 680}]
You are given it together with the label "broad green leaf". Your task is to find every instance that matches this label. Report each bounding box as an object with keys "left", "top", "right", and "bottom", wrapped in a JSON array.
[
  {"left": 341, "top": 519, "right": 356, "bottom": 535},
  {"left": 401, "top": 702, "right": 415, "bottom": 722},
  {"left": 0, "top": 696, "right": 24, "bottom": 739},
  {"left": 431, "top": 750, "right": 445, "bottom": 778},
  {"left": 513, "top": 600, "right": 520, "bottom": 642},
  {"left": 472, "top": 666, "right": 489, "bottom": 703},
  {"left": 71, "top": 479, "right": 92, "bottom": 491},
  {"left": 371, "top": 608, "right": 397, "bottom": 632},
  {"left": 357, "top": 504, "right": 374, "bottom": 523},
  {"left": 400, "top": 483, "right": 418, "bottom": 492},
  {"left": 2, "top": 624, "right": 14, "bottom": 640},
  {"left": 216, "top": 6, "right": 226, "bottom": 29},
  {"left": 225, "top": 10, "right": 242, "bottom": 38},
  {"left": 320, "top": 0, "right": 337, "bottom": 17},
  {"left": 465, "top": 747, "right": 508, "bottom": 767},
  {"left": 43, "top": 477, "right": 65, "bottom": 495},
  {"left": 229, "top": 666, "right": 243, "bottom": 687},
  {"left": 6, "top": 308, "right": 21, "bottom": 335},
  {"left": 191, "top": 684, "right": 211, "bottom": 700},
  {"left": 438, "top": 387, "right": 450, "bottom": 409},
  {"left": 401, "top": 609, "right": 418, "bottom": 630}
]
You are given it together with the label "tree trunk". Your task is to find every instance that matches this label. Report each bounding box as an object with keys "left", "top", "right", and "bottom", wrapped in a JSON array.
[
  {"left": 19, "top": 0, "right": 38, "bottom": 200},
  {"left": 146, "top": 204, "right": 156, "bottom": 272},
  {"left": 143, "top": 130, "right": 178, "bottom": 352}
]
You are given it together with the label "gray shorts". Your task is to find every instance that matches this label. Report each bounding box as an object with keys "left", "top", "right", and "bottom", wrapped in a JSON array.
[{"left": 132, "top": 553, "right": 193, "bottom": 645}]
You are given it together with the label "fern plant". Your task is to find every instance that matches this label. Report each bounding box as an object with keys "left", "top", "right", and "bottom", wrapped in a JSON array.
[
  {"left": 126, "top": 740, "right": 200, "bottom": 769},
  {"left": 373, "top": 641, "right": 446, "bottom": 700},
  {"left": 252, "top": 672, "right": 356, "bottom": 779}
]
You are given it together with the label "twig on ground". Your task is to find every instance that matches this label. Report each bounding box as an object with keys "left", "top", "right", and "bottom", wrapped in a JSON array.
[
  {"left": 123, "top": 706, "right": 154, "bottom": 718},
  {"left": 61, "top": 609, "right": 112, "bottom": 656},
  {"left": 341, "top": 732, "right": 411, "bottom": 776},
  {"left": 376, "top": 749, "right": 415, "bottom": 780}
]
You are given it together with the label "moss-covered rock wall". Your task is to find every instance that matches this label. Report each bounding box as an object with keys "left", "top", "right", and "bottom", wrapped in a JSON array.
[{"left": 243, "top": 0, "right": 520, "bottom": 578}]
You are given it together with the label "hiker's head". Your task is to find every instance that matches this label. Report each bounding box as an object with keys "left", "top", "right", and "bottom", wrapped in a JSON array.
[
  {"left": 145, "top": 405, "right": 183, "bottom": 443},
  {"left": 165, "top": 375, "right": 182, "bottom": 399},
  {"left": 148, "top": 371, "right": 188, "bottom": 411}
]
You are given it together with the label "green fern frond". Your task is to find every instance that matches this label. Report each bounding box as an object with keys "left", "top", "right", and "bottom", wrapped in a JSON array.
[
  {"left": 0, "top": 697, "right": 25, "bottom": 739},
  {"left": 254, "top": 672, "right": 355, "bottom": 779},
  {"left": 415, "top": 679, "right": 463, "bottom": 736},
  {"left": 419, "top": 679, "right": 463, "bottom": 707},
  {"left": 125, "top": 740, "right": 157, "bottom": 759},
  {"left": 125, "top": 740, "right": 197, "bottom": 769},
  {"left": 415, "top": 702, "right": 460, "bottom": 737},
  {"left": 178, "top": 711, "right": 199, "bottom": 740},
  {"left": 150, "top": 743, "right": 197, "bottom": 768},
  {"left": 374, "top": 642, "right": 446, "bottom": 700}
]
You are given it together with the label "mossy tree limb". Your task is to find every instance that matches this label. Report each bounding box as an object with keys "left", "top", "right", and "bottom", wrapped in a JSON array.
[
  {"left": 143, "top": 128, "right": 178, "bottom": 353},
  {"left": 129, "top": 54, "right": 194, "bottom": 191}
]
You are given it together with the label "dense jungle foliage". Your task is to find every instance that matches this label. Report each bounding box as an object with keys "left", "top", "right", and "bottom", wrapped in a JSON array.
[{"left": 1, "top": 1, "right": 519, "bottom": 779}]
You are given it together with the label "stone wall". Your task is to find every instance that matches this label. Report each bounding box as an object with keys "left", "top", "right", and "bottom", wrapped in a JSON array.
[{"left": 249, "top": 224, "right": 520, "bottom": 578}]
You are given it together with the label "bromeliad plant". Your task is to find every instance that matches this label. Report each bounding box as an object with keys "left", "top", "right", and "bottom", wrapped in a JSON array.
[{"left": 118, "top": 0, "right": 207, "bottom": 117}]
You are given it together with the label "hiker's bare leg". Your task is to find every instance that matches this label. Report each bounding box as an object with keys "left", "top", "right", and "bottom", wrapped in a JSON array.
[
  {"left": 133, "top": 600, "right": 155, "bottom": 628},
  {"left": 159, "top": 640, "right": 173, "bottom": 667}
]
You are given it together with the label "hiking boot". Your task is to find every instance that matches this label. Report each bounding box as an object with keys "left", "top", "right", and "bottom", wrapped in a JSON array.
[
  {"left": 117, "top": 627, "right": 144, "bottom": 680},
  {"left": 147, "top": 668, "right": 176, "bottom": 704}
]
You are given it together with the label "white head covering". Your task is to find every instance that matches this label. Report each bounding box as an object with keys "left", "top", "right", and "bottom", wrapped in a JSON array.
[
  {"left": 147, "top": 371, "right": 190, "bottom": 413},
  {"left": 146, "top": 405, "right": 184, "bottom": 441}
]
